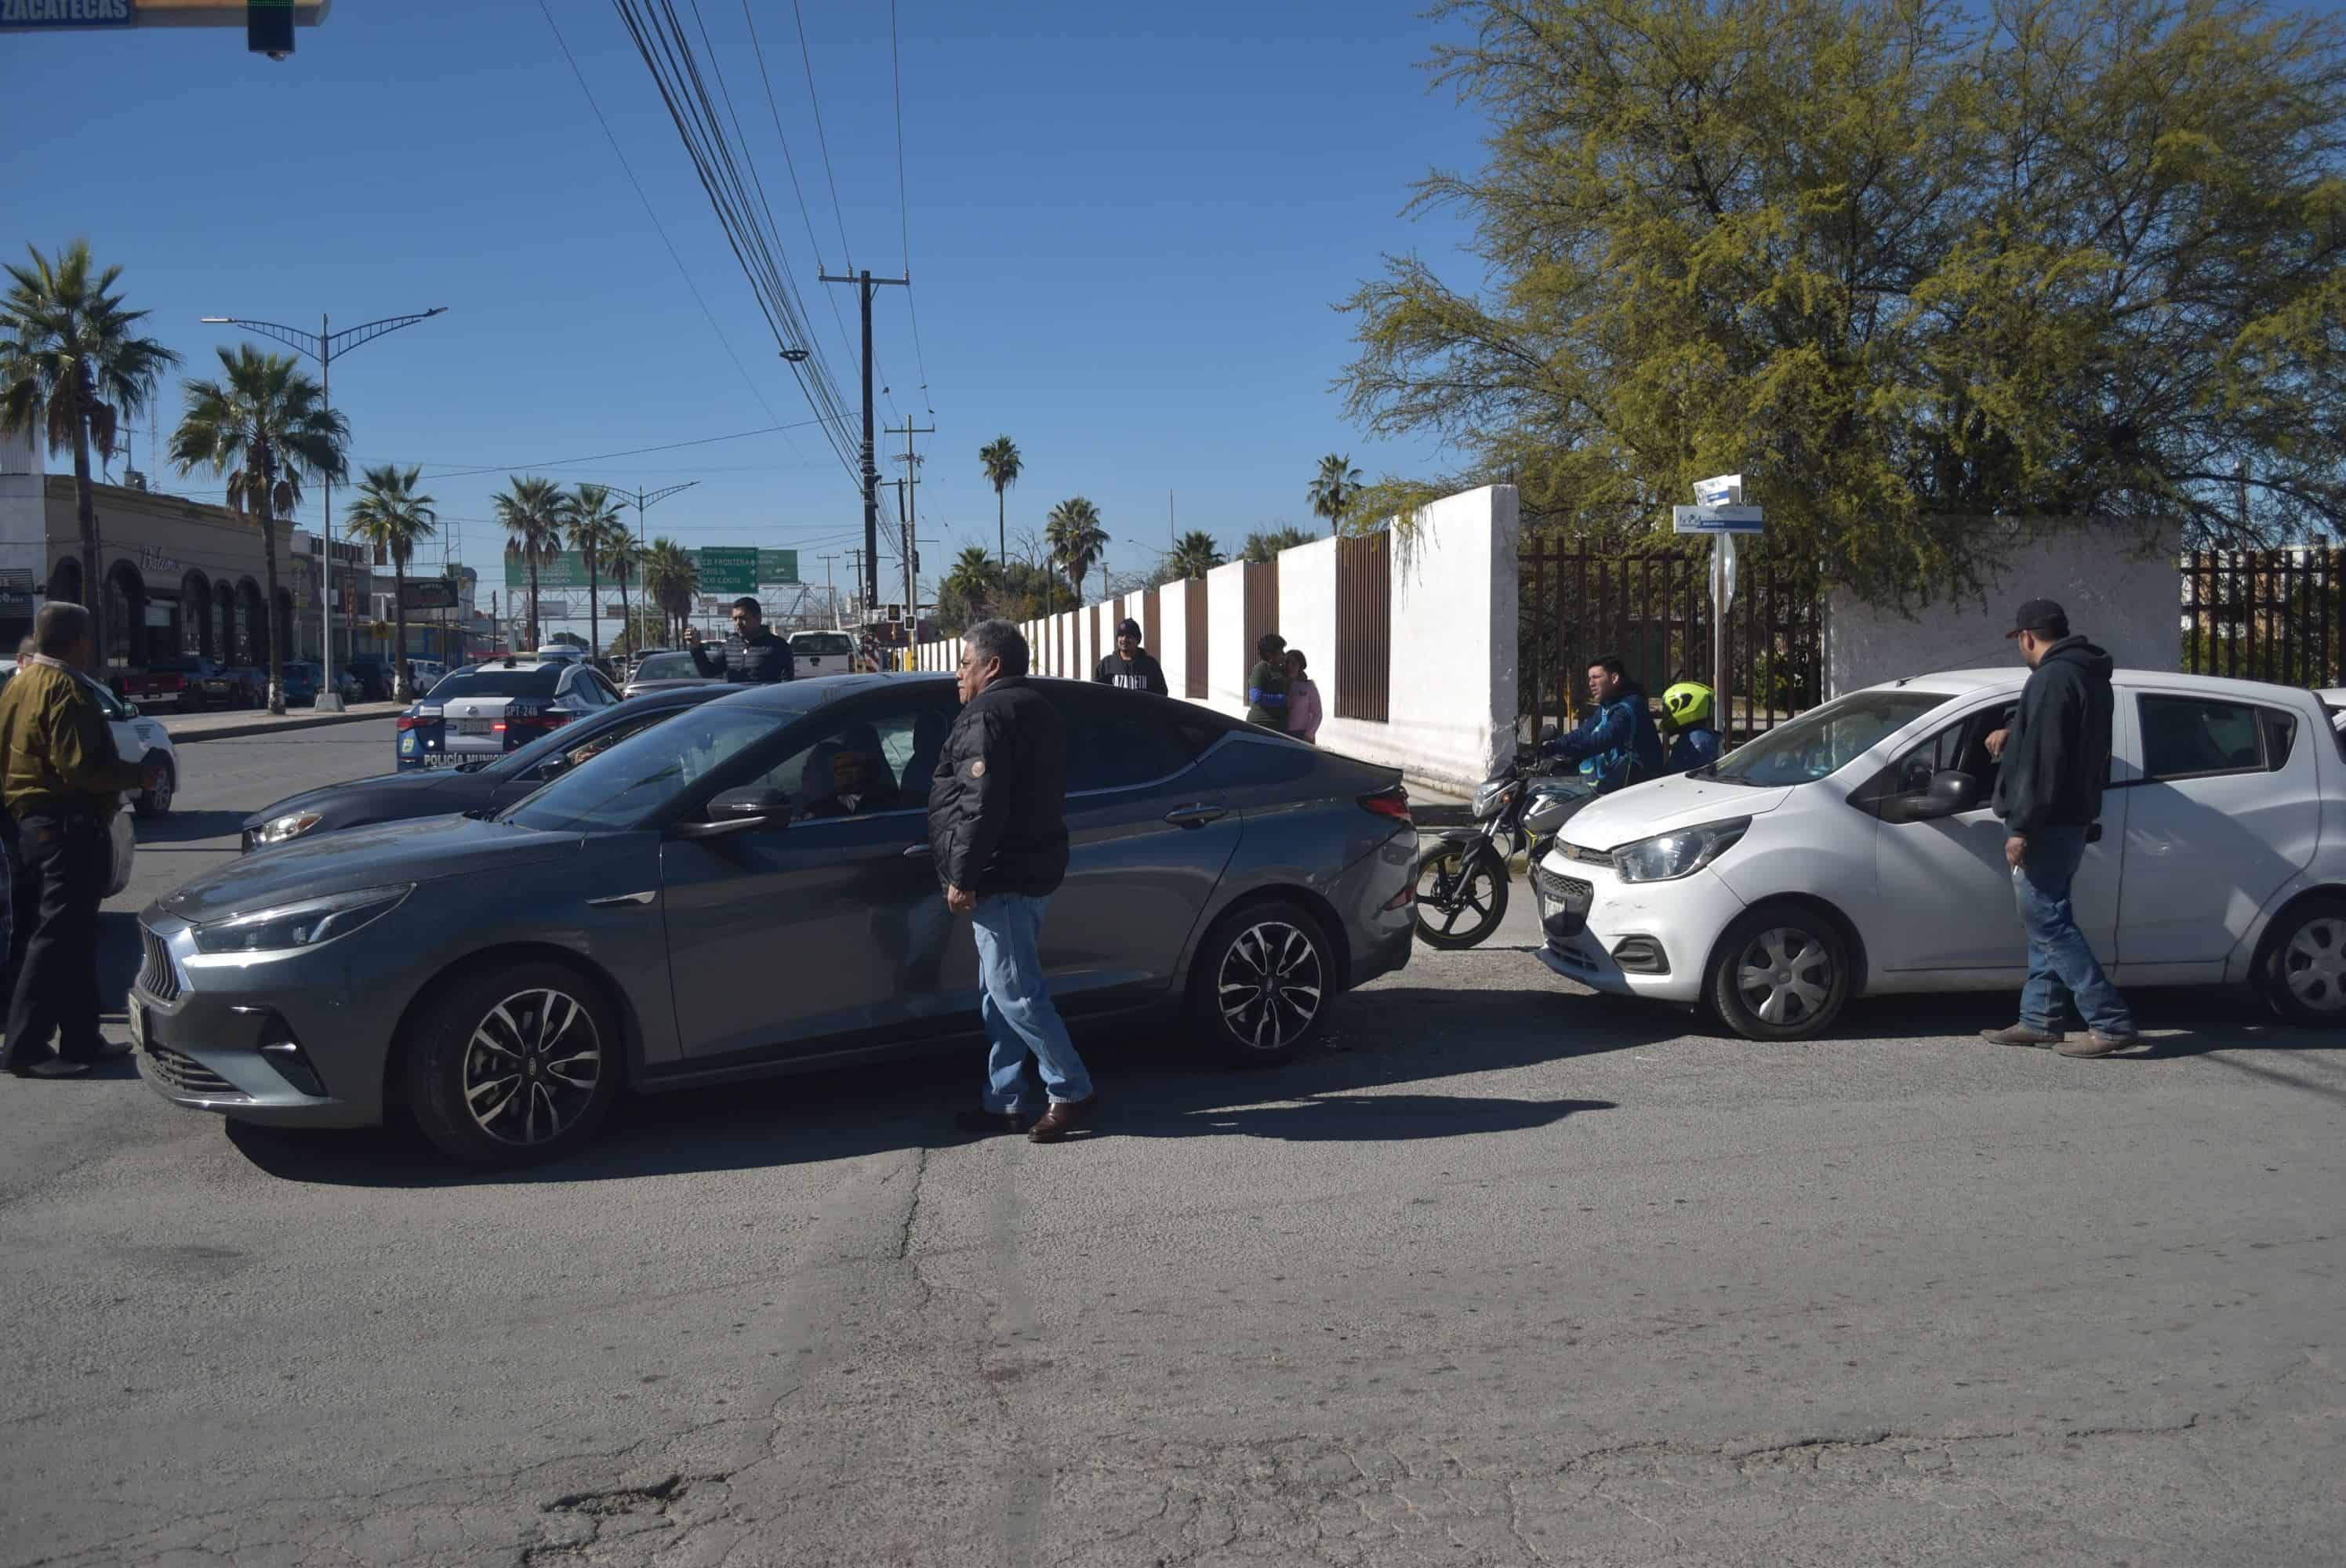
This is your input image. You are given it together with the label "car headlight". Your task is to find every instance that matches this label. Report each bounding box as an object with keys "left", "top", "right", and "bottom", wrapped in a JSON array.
[
  {"left": 1472, "top": 779, "right": 1517, "bottom": 820},
  {"left": 252, "top": 810, "right": 322, "bottom": 846},
  {"left": 190, "top": 884, "right": 413, "bottom": 956},
  {"left": 1612, "top": 818, "right": 1751, "bottom": 883}
]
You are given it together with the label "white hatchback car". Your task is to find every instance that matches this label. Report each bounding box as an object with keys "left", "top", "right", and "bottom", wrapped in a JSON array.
[{"left": 1534, "top": 670, "right": 2344, "bottom": 1039}]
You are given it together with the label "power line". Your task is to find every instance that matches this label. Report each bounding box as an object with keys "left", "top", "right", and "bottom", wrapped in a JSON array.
[
  {"left": 888, "top": 0, "right": 935, "bottom": 416},
  {"left": 415, "top": 420, "right": 831, "bottom": 480},
  {"left": 536, "top": 0, "right": 788, "bottom": 434},
  {"left": 739, "top": 0, "right": 862, "bottom": 376}
]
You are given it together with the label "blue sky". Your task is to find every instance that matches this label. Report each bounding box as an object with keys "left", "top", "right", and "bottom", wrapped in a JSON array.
[{"left": 3, "top": 1, "right": 1485, "bottom": 612}]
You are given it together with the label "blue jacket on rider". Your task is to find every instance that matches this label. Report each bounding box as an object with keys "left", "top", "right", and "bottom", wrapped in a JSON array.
[
  {"left": 1544, "top": 683, "right": 1665, "bottom": 793},
  {"left": 1667, "top": 724, "right": 1722, "bottom": 774}
]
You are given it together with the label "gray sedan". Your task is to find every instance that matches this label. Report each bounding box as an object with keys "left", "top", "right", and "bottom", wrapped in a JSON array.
[{"left": 130, "top": 675, "right": 1417, "bottom": 1165}]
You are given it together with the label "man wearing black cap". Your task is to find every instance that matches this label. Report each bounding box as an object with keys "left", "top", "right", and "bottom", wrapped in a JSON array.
[
  {"left": 1981, "top": 598, "right": 2138, "bottom": 1057},
  {"left": 1093, "top": 617, "right": 1168, "bottom": 695}
]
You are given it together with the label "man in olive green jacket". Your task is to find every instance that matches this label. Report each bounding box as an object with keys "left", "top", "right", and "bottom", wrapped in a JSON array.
[{"left": 0, "top": 602, "right": 161, "bottom": 1078}]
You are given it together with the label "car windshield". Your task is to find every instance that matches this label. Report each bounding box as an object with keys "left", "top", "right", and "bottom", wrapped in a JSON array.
[
  {"left": 1708, "top": 689, "right": 1956, "bottom": 786},
  {"left": 500, "top": 703, "right": 786, "bottom": 833},
  {"left": 792, "top": 633, "right": 855, "bottom": 655},
  {"left": 428, "top": 666, "right": 562, "bottom": 701},
  {"left": 631, "top": 652, "right": 703, "bottom": 681}
]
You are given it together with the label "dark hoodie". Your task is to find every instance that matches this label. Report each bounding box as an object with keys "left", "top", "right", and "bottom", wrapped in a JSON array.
[{"left": 1992, "top": 635, "right": 2115, "bottom": 836}]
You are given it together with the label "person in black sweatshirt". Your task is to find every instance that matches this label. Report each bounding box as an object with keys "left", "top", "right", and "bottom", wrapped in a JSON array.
[
  {"left": 1981, "top": 598, "right": 2137, "bottom": 1058},
  {"left": 1092, "top": 618, "right": 1168, "bottom": 695}
]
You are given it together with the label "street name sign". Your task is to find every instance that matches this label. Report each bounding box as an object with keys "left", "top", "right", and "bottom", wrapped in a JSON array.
[{"left": 1672, "top": 505, "right": 1765, "bottom": 535}]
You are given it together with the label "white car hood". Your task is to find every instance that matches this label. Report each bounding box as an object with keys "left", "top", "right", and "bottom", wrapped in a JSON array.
[{"left": 1555, "top": 772, "right": 1796, "bottom": 852}]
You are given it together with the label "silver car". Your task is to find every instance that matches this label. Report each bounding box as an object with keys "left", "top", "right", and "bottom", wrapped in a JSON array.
[
  {"left": 620, "top": 648, "right": 724, "bottom": 701},
  {"left": 132, "top": 676, "right": 1417, "bottom": 1166}
]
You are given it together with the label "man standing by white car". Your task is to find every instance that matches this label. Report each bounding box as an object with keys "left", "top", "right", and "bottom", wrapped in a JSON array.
[{"left": 1982, "top": 599, "right": 2139, "bottom": 1058}]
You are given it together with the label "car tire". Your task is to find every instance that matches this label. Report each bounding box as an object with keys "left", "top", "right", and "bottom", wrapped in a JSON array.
[
  {"left": 2257, "top": 895, "right": 2346, "bottom": 1028},
  {"left": 1189, "top": 899, "right": 1335, "bottom": 1068},
  {"left": 1705, "top": 904, "right": 1851, "bottom": 1042},
  {"left": 133, "top": 755, "right": 174, "bottom": 819},
  {"left": 1413, "top": 844, "right": 1507, "bottom": 949},
  {"left": 406, "top": 960, "right": 623, "bottom": 1167}
]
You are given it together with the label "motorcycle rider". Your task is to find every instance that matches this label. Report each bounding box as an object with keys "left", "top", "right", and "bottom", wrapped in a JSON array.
[
  {"left": 1542, "top": 653, "right": 1664, "bottom": 793},
  {"left": 1658, "top": 681, "right": 1723, "bottom": 773}
]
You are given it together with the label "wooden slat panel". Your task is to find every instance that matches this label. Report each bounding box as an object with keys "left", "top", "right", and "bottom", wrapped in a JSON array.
[
  {"left": 1335, "top": 532, "right": 1392, "bottom": 722},
  {"left": 1184, "top": 584, "right": 1208, "bottom": 699}
]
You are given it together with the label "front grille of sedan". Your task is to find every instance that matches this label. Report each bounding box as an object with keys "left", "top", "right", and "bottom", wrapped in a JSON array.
[
  {"left": 1535, "top": 867, "right": 1592, "bottom": 909},
  {"left": 145, "top": 1046, "right": 245, "bottom": 1101},
  {"left": 138, "top": 927, "right": 181, "bottom": 1003}
]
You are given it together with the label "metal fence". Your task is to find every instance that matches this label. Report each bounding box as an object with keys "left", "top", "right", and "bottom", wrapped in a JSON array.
[
  {"left": 2181, "top": 549, "right": 2346, "bottom": 688},
  {"left": 1520, "top": 539, "right": 1824, "bottom": 743}
]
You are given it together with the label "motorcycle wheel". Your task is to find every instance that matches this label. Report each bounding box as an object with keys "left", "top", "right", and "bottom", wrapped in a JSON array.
[{"left": 1414, "top": 844, "right": 1509, "bottom": 949}]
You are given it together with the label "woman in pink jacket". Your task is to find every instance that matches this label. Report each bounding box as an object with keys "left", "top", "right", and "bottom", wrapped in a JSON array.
[{"left": 1283, "top": 648, "right": 1324, "bottom": 744}]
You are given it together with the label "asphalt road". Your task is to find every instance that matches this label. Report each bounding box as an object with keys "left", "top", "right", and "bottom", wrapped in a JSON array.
[{"left": 1, "top": 720, "right": 2339, "bottom": 1566}]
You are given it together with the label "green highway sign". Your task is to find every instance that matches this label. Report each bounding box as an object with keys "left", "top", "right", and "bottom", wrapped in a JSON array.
[
  {"left": 697, "top": 546, "right": 758, "bottom": 594},
  {"left": 507, "top": 545, "right": 803, "bottom": 596},
  {"left": 757, "top": 549, "right": 799, "bottom": 585}
]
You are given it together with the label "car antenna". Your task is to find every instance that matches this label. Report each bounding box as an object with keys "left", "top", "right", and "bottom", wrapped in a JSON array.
[{"left": 1894, "top": 642, "right": 2016, "bottom": 687}]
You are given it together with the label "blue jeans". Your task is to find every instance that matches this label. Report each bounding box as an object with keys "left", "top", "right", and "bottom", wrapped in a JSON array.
[
  {"left": 2015, "top": 823, "right": 2134, "bottom": 1036},
  {"left": 970, "top": 894, "right": 1092, "bottom": 1114}
]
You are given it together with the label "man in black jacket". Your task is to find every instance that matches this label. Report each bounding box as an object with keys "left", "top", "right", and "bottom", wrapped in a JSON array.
[
  {"left": 1981, "top": 598, "right": 2137, "bottom": 1057},
  {"left": 929, "top": 619, "right": 1096, "bottom": 1142},
  {"left": 686, "top": 597, "right": 794, "bottom": 684},
  {"left": 1093, "top": 617, "right": 1168, "bottom": 695}
]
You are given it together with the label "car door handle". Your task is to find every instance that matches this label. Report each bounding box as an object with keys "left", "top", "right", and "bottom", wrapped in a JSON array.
[
  {"left": 1164, "top": 805, "right": 1229, "bottom": 828},
  {"left": 586, "top": 890, "right": 657, "bottom": 908},
  {"left": 902, "top": 843, "right": 932, "bottom": 858}
]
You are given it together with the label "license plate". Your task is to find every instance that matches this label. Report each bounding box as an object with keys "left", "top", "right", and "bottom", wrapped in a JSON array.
[
  {"left": 126, "top": 995, "right": 145, "bottom": 1049},
  {"left": 457, "top": 718, "right": 496, "bottom": 735}
]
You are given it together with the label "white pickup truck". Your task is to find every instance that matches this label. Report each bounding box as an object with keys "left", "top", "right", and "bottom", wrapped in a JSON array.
[{"left": 789, "top": 630, "right": 866, "bottom": 677}]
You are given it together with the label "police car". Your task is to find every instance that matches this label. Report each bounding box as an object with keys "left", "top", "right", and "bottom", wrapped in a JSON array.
[{"left": 395, "top": 656, "right": 624, "bottom": 771}]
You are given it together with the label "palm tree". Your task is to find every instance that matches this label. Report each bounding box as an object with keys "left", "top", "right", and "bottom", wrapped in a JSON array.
[
  {"left": 0, "top": 241, "right": 180, "bottom": 675},
  {"left": 979, "top": 435, "right": 1022, "bottom": 571},
  {"left": 170, "top": 346, "right": 349, "bottom": 713},
  {"left": 494, "top": 475, "right": 565, "bottom": 651},
  {"left": 564, "top": 483, "right": 628, "bottom": 660},
  {"left": 602, "top": 531, "right": 643, "bottom": 657},
  {"left": 343, "top": 464, "right": 439, "bottom": 699},
  {"left": 1308, "top": 452, "right": 1363, "bottom": 529},
  {"left": 1241, "top": 524, "right": 1316, "bottom": 565},
  {"left": 640, "top": 538, "right": 700, "bottom": 644},
  {"left": 1168, "top": 529, "right": 1223, "bottom": 579},
  {"left": 1044, "top": 496, "right": 1109, "bottom": 603}
]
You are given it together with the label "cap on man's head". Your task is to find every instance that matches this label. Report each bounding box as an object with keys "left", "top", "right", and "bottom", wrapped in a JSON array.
[
  {"left": 1117, "top": 618, "right": 1142, "bottom": 639},
  {"left": 2006, "top": 598, "right": 2069, "bottom": 639}
]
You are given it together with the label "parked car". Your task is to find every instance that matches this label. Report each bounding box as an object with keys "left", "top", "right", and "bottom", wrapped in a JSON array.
[
  {"left": 117, "top": 654, "right": 204, "bottom": 709},
  {"left": 279, "top": 662, "right": 324, "bottom": 706},
  {"left": 159, "top": 657, "right": 263, "bottom": 711},
  {"left": 244, "top": 684, "right": 728, "bottom": 851},
  {"left": 1533, "top": 670, "right": 2346, "bottom": 1040},
  {"left": 620, "top": 648, "right": 725, "bottom": 700},
  {"left": 342, "top": 653, "right": 394, "bottom": 702},
  {"left": 0, "top": 667, "right": 180, "bottom": 818},
  {"left": 394, "top": 656, "right": 626, "bottom": 771},
  {"left": 405, "top": 659, "right": 448, "bottom": 696},
  {"left": 133, "top": 675, "right": 1416, "bottom": 1164},
  {"left": 788, "top": 630, "right": 859, "bottom": 679}
]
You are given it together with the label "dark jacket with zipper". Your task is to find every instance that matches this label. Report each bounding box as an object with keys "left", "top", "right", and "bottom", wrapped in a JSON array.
[
  {"left": 1992, "top": 635, "right": 2115, "bottom": 835},
  {"left": 688, "top": 629, "right": 794, "bottom": 684},
  {"left": 928, "top": 677, "right": 1069, "bottom": 898}
]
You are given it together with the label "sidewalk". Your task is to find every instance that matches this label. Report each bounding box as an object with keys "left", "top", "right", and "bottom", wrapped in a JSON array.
[{"left": 161, "top": 701, "right": 405, "bottom": 745}]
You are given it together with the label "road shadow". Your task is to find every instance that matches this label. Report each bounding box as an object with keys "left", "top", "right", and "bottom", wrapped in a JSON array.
[
  {"left": 1821, "top": 986, "right": 2343, "bottom": 1056},
  {"left": 223, "top": 984, "right": 1656, "bottom": 1189},
  {"left": 132, "top": 810, "right": 246, "bottom": 846}
]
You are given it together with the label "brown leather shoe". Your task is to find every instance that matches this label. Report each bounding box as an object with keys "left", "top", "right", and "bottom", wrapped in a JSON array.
[
  {"left": 2057, "top": 1030, "right": 2139, "bottom": 1058},
  {"left": 1026, "top": 1094, "right": 1098, "bottom": 1143},
  {"left": 1981, "top": 1023, "right": 2063, "bottom": 1048},
  {"left": 954, "top": 1109, "right": 1031, "bottom": 1135}
]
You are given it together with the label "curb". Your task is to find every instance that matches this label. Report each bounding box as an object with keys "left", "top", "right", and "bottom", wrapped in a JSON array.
[{"left": 163, "top": 706, "right": 402, "bottom": 745}]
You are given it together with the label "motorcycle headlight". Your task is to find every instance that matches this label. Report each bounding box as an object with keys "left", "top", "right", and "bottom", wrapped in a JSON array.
[
  {"left": 190, "top": 884, "right": 413, "bottom": 956},
  {"left": 1472, "top": 779, "right": 1517, "bottom": 821},
  {"left": 1612, "top": 818, "right": 1751, "bottom": 884},
  {"left": 252, "top": 810, "right": 322, "bottom": 846}
]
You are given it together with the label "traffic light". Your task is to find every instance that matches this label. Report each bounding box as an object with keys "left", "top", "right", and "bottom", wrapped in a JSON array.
[{"left": 248, "top": 0, "right": 293, "bottom": 58}]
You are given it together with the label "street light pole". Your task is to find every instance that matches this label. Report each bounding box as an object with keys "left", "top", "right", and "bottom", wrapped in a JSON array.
[{"left": 198, "top": 306, "right": 447, "bottom": 709}]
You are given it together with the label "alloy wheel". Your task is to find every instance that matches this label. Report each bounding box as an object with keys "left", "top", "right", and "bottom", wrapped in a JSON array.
[
  {"left": 1217, "top": 920, "right": 1325, "bottom": 1054},
  {"left": 2282, "top": 918, "right": 2346, "bottom": 1013},
  {"left": 1734, "top": 927, "right": 1835, "bottom": 1028},
  {"left": 462, "top": 988, "right": 605, "bottom": 1146}
]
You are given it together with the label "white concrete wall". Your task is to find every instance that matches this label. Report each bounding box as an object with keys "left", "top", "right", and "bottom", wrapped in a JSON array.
[
  {"left": 0, "top": 424, "right": 45, "bottom": 595},
  {"left": 1204, "top": 560, "right": 1248, "bottom": 716},
  {"left": 1823, "top": 522, "right": 2181, "bottom": 696},
  {"left": 916, "top": 484, "right": 1521, "bottom": 796}
]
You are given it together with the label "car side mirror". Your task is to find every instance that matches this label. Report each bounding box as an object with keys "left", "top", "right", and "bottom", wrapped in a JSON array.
[
  {"left": 1898, "top": 768, "right": 1981, "bottom": 822},
  {"left": 672, "top": 786, "right": 794, "bottom": 840},
  {"left": 125, "top": 700, "right": 142, "bottom": 717},
  {"left": 1539, "top": 722, "right": 1560, "bottom": 743}
]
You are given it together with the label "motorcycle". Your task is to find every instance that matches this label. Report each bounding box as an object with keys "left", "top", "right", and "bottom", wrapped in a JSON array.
[{"left": 1414, "top": 738, "right": 1597, "bottom": 949}]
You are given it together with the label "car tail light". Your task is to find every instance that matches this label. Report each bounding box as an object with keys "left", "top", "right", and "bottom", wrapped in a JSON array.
[
  {"left": 1359, "top": 787, "right": 1412, "bottom": 826},
  {"left": 1382, "top": 883, "right": 1416, "bottom": 910}
]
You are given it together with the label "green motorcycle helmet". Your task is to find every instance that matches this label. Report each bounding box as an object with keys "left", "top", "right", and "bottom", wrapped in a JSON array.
[{"left": 1661, "top": 681, "right": 1714, "bottom": 734}]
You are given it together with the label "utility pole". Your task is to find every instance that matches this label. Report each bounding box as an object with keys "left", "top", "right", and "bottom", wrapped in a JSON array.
[
  {"left": 888, "top": 418, "right": 934, "bottom": 625},
  {"left": 818, "top": 554, "right": 843, "bottom": 627},
  {"left": 199, "top": 306, "right": 447, "bottom": 709},
  {"left": 819, "top": 269, "right": 910, "bottom": 631}
]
